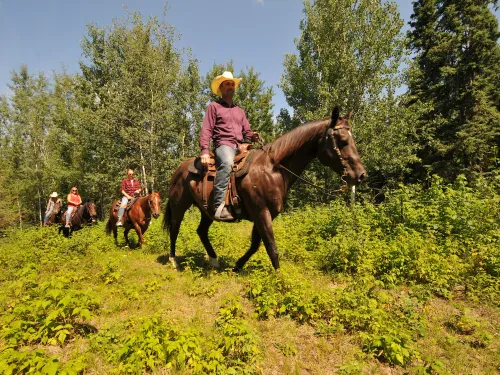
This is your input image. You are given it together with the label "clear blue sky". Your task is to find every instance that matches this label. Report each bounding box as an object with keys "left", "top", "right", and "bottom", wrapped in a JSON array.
[{"left": 0, "top": 0, "right": 459, "bottom": 114}]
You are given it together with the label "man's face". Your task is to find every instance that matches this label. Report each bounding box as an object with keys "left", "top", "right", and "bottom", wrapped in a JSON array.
[{"left": 220, "top": 80, "right": 235, "bottom": 98}]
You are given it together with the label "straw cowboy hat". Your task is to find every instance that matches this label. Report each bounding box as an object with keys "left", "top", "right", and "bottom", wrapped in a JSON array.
[
  {"left": 211, "top": 71, "right": 242, "bottom": 97},
  {"left": 50, "top": 192, "right": 58, "bottom": 198}
]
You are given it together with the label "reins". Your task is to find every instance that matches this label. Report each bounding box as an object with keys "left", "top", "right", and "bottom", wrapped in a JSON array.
[{"left": 254, "top": 127, "right": 350, "bottom": 198}]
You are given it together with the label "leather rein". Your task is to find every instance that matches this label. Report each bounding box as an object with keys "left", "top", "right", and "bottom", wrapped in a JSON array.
[{"left": 268, "top": 125, "right": 351, "bottom": 197}]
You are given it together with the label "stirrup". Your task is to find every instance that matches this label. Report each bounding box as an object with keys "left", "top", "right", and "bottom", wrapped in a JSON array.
[{"left": 214, "top": 204, "right": 234, "bottom": 222}]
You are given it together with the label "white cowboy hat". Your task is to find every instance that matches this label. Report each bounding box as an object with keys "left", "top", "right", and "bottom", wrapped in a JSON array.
[
  {"left": 211, "top": 71, "right": 242, "bottom": 97},
  {"left": 50, "top": 192, "right": 58, "bottom": 198}
]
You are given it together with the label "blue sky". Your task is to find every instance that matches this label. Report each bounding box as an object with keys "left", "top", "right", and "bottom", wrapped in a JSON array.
[{"left": 0, "top": 0, "right": 476, "bottom": 114}]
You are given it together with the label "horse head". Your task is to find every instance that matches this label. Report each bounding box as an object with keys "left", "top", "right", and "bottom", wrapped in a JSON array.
[
  {"left": 317, "top": 107, "right": 367, "bottom": 187},
  {"left": 148, "top": 192, "right": 161, "bottom": 219},
  {"left": 86, "top": 201, "right": 98, "bottom": 223}
]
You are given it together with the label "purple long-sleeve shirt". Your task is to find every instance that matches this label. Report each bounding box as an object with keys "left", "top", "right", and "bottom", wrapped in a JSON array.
[{"left": 200, "top": 99, "right": 253, "bottom": 155}]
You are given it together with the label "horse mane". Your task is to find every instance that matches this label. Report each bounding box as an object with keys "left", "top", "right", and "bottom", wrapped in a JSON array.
[{"left": 264, "top": 118, "right": 331, "bottom": 164}]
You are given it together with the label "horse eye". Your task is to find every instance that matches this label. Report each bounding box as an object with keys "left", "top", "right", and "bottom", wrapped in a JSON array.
[{"left": 339, "top": 140, "right": 348, "bottom": 148}]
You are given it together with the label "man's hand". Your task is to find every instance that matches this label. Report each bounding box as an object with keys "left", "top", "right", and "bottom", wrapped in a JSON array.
[
  {"left": 201, "top": 153, "right": 210, "bottom": 166},
  {"left": 250, "top": 132, "right": 261, "bottom": 142}
]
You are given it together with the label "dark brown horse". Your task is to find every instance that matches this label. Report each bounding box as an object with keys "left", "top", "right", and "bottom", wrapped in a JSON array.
[
  {"left": 44, "top": 200, "right": 63, "bottom": 226},
  {"left": 59, "top": 201, "right": 98, "bottom": 237},
  {"left": 164, "top": 107, "right": 367, "bottom": 271},
  {"left": 105, "top": 192, "right": 161, "bottom": 247}
]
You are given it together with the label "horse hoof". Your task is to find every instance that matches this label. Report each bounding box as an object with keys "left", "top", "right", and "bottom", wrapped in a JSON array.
[
  {"left": 209, "top": 257, "right": 220, "bottom": 270},
  {"left": 232, "top": 266, "right": 242, "bottom": 273},
  {"left": 169, "top": 257, "right": 179, "bottom": 269}
]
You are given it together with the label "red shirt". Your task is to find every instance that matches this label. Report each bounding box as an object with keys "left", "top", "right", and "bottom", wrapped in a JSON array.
[
  {"left": 121, "top": 178, "right": 141, "bottom": 196},
  {"left": 199, "top": 99, "right": 253, "bottom": 155},
  {"left": 67, "top": 193, "right": 82, "bottom": 207}
]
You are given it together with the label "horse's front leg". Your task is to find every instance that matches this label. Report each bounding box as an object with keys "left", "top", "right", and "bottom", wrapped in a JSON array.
[
  {"left": 254, "top": 208, "right": 279, "bottom": 270},
  {"left": 132, "top": 221, "right": 144, "bottom": 245},
  {"left": 234, "top": 224, "right": 261, "bottom": 272}
]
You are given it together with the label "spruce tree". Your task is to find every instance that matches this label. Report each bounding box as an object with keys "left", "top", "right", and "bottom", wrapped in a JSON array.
[{"left": 408, "top": 0, "right": 500, "bottom": 179}]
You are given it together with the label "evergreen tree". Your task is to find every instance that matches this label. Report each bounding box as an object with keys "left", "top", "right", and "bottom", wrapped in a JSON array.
[
  {"left": 408, "top": 0, "right": 500, "bottom": 179},
  {"left": 280, "top": 0, "right": 419, "bottom": 197}
]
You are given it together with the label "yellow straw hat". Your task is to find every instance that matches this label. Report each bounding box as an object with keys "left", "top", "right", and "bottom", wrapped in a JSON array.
[{"left": 211, "top": 71, "right": 242, "bottom": 97}]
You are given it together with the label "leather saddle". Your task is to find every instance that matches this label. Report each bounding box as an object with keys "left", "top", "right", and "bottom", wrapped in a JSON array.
[
  {"left": 187, "top": 143, "right": 257, "bottom": 220},
  {"left": 113, "top": 197, "right": 139, "bottom": 213}
]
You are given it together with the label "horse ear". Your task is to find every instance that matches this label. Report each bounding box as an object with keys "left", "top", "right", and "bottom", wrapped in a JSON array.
[
  {"left": 346, "top": 111, "right": 353, "bottom": 121},
  {"left": 331, "top": 106, "right": 340, "bottom": 127}
]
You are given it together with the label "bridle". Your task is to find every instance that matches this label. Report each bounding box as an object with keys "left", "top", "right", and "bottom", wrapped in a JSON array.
[
  {"left": 325, "top": 124, "right": 351, "bottom": 183},
  {"left": 272, "top": 124, "right": 352, "bottom": 197}
]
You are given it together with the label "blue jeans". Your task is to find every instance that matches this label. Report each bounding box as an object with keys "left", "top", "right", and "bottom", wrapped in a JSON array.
[
  {"left": 43, "top": 208, "right": 53, "bottom": 225},
  {"left": 66, "top": 206, "right": 74, "bottom": 224},
  {"left": 214, "top": 144, "right": 236, "bottom": 210},
  {"left": 118, "top": 196, "right": 129, "bottom": 220}
]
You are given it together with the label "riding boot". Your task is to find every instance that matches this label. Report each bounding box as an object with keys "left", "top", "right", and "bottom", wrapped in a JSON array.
[{"left": 214, "top": 203, "right": 234, "bottom": 222}]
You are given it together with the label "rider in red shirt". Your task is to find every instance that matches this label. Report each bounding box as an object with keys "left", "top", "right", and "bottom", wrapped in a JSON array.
[
  {"left": 117, "top": 169, "right": 142, "bottom": 226},
  {"left": 65, "top": 187, "right": 82, "bottom": 227}
]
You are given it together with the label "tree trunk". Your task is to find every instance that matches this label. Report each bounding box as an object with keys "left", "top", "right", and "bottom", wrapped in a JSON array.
[
  {"left": 139, "top": 144, "right": 148, "bottom": 195},
  {"left": 18, "top": 196, "right": 23, "bottom": 230}
]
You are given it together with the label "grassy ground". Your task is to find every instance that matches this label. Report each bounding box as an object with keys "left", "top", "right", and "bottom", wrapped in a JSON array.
[{"left": 0, "top": 205, "right": 498, "bottom": 374}]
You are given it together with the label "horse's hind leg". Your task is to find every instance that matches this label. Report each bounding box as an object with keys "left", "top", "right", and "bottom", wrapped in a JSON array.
[
  {"left": 197, "top": 214, "right": 219, "bottom": 269},
  {"left": 234, "top": 225, "right": 262, "bottom": 272}
]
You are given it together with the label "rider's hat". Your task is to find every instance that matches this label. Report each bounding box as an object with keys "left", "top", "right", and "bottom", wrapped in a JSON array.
[
  {"left": 50, "top": 192, "right": 58, "bottom": 198},
  {"left": 211, "top": 71, "right": 242, "bottom": 97}
]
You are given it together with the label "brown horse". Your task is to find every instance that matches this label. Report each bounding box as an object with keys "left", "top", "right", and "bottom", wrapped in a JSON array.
[
  {"left": 105, "top": 192, "right": 161, "bottom": 247},
  {"left": 59, "top": 201, "right": 98, "bottom": 237},
  {"left": 164, "top": 107, "right": 367, "bottom": 271},
  {"left": 44, "top": 200, "right": 63, "bottom": 226}
]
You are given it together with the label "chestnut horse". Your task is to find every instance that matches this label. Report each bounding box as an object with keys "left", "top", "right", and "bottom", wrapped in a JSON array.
[
  {"left": 59, "top": 201, "right": 98, "bottom": 237},
  {"left": 105, "top": 192, "right": 161, "bottom": 246},
  {"left": 164, "top": 107, "right": 366, "bottom": 271}
]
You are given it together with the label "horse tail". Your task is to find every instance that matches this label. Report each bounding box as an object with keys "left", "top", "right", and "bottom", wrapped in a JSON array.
[
  {"left": 105, "top": 219, "right": 113, "bottom": 235},
  {"left": 163, "top": 200, "right": 172, "bottom": 233}
]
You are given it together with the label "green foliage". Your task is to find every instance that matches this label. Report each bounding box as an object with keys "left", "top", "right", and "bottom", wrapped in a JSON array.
[
  {"left": 0, "top": 348, "right": 85, "bottom": 375},
  {"left": 281, "top": 0, "right": 417, "bottom": 190},
  {"left": 407, "top": 0, "right": 500, "bottom": 179},
  {"left": 87, "top": 297, "right": 261, "bottom": 374},
  {"left": 99, "top": 262, "right": 121, "bottom": 285},
  {"left": 1, "top": 276, "right": 99, "bottom": 347}
]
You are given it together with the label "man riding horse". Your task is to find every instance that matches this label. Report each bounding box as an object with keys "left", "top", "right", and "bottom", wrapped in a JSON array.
[
  {"left": 117, "top": 169, "right": 142, "bottom": 227},
  {"left": 200, "top": 71, "right": 260, "bottom": 222}
]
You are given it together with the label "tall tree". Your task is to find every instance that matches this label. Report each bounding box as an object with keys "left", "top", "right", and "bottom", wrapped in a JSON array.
[
  {"left": 280, "top": 0, "right": 418, "bottom": 197},
  {"left": 407, "top": 0, "right": 500, "bottom": 179},
  {"left": 76, "top": 10, "right": 197, "bottom": 205},
  {"left": 4, "top": 66, "right": 52, "bottom": 225}
]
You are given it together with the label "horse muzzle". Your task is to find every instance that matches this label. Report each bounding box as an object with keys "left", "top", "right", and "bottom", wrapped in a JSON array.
[{"left": 152, "top": 213, "right": 160, "bottom": 219}]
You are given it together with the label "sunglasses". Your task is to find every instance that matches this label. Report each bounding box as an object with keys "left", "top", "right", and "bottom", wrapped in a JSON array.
[{"left": 71, "top": 190, "right": 77, "bottom": 192}]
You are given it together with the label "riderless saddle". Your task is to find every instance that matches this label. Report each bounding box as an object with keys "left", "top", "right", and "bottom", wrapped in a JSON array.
[{"left": 187, "top": 143, "right": 257, "bottom": 220}]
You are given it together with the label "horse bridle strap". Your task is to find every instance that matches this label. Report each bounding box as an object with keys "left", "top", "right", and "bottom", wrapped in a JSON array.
[
  {"left": 277, "top": 164, "right": 347, "bottom": 197},
  {"left": 326, "top": 125, "right": 350, "bottom": 179}
]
